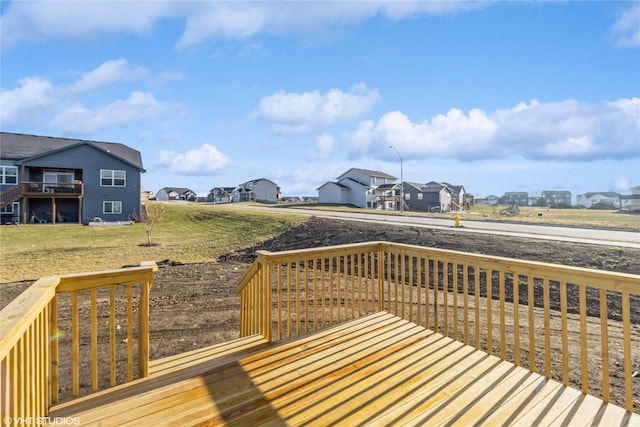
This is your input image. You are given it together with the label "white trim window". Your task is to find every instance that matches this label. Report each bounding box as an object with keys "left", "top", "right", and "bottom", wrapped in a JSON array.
[
  {"left": 1, "top": 201, "right": 19, "bottom": 214},
  {"left": 1, "top": 166, "right": 18, "bottom": 184},
  {"left": 101, "top": 169, "right": 126, "bottom": 187},
  {"left": 103, "top": 201, "right": 122, "bottom": 214}
]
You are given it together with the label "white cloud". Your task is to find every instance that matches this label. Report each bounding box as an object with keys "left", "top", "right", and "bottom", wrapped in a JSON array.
[
  {"left": 156, "top": 143, "right": 230, "bottom": 175},
  {"left": 50, "top": 92, "right": 169, "bottom": 134},
  {"left": 0, "top": 60, "right": 179, "bottom": 134},
  {"left": 345, "top": 98, "right": 640, "bottom": 162},
  {"left": 0, "top": 1, "right": 489, "bottom": 51},
  {"left": 65, "top": 59, "right": 149, "bottom": 95},
  {"left": 308, "top": 133, "right": 335, "bottom": 160},
  {"left": 257, "top": 83, "right": 381, "bottom": 135},
  {"left": 0, "top": 77, "right": 54, "bottom": 127},
  {"left": 611, "top": 4, "right": 640, "bottom": 48},
  {"left": 610, "top": 176, "right": 631, "bottom": 192},
  {"left": 0, "top": 1, "right": 187, "bottom": 52}
]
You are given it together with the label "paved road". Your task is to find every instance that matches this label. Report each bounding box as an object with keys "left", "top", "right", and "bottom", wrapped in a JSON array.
[{"left": 241, "top": 206, "right": 640, "bottom": 249}]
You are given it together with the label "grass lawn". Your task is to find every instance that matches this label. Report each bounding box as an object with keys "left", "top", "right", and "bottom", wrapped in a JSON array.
[{"left": 0, "top": 202, "right": 305, "bottom": 283}]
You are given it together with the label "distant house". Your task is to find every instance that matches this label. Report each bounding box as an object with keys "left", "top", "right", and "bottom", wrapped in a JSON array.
[
  {"left": 476, "top": 194, "right": 499, "bottom": 206},
  {"left": 0, "top": 132, "right": 145, "bottom": 224},
  {"left": 540, "top": 190, "right": 572, "bottom": 208},
  {"left": 576, "top": 192, "right": 621, "bottom": 209},
  {"left": 233, "top": 178, "right": 280, "bottom": 203},
  {"left": 402, "top": 181, "right": 466, "bottom": 212},
  {"left": 499, "top": 192, "right": 529, "bottom": 206},
  {"left": 208, "top": 187, "right": 235, "bottom": 203},
  {"left": 619, "top": 186, "right": 640, "bottom": 212},
  {"left": 156, "top": 187, "right": 196, "bottom": 201},
  {"left": 317, "top": 168, "right": 398, "bottom": 209}
]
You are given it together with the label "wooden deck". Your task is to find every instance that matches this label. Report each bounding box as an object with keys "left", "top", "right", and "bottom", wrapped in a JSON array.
[{"left": 49, "top": 312, "right": 639, "bottom": 426}]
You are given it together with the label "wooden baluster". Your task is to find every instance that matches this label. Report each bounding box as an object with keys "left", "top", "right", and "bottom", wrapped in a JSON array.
[
  {"left": 527, "top": 275, "right": 535, "bottom": 373},
  {"left": 109, "top": 286, "right": 116, "bottom": 387},
  {"left": 127, "top": 285, "right": 133, "bottom": 382},
  {"left": 544, "top": 278, "right": 551, "bottom": 379},
  {"left": 579, "top": 284, "right": 588, "bottom": 394},
  {"left": 513, "top": 273, "right": 520, "bottom": 366},
  {"left": 621, "top": 292, "right": 633, "bottom": 413},
  {"left": 50, "top": 295, "right": 59, "bottom": 405},
  {"left": 71, "top": 291, "right": 79, "bottom": 398},
  {"left": 560, "top": 281, "right": 568, "bottom": 386},
  {"left": 91, "top": 289, "right": 98, "bottom": 392},
  {"left": 599, "top": 288, "right": 610, "bottom": 403}
]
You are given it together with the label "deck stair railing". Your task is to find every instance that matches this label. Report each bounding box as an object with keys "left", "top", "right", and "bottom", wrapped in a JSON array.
[
  {"left": 0, "top": 262, "right": 157, "bottom": 421},
  {"left": 237, "top": 241, "right": 640, "bottom": 413}
]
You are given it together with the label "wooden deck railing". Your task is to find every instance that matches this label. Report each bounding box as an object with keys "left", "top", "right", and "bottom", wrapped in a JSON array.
[
  {"left": 0, "top": 262, "right": 157, "bottom": 421},
  {"left": 237, "top": 241, "right": 640, "bottom": 413}
]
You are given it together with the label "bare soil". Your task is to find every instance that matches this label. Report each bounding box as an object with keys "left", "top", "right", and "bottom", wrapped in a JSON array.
[{"left": 3, "top": 216, "right": 639, "bottom": 410}]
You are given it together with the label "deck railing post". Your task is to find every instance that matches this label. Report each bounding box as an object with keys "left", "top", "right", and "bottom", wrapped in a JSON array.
[{"left": 259, "top": 255, "right": 273, "bottom": 342}]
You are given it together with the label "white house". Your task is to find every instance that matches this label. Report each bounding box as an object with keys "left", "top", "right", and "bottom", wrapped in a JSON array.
[
  {"left": 317, "top": 168, "right": 397, "bottom": 209},
  {"left": 156, "top": 187, "right": 196, "bottom": 201},
  {"left": 620, "top": 186, "right": 640, "bottom": 212},
  {"left": 576, "top": 192, "right": 621, "bottom": 209},
  {"left": 233, "top": 178, "right": 280, "bottom": 203}
]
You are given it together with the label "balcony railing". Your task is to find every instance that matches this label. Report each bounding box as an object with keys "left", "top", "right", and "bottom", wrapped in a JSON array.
[
  {"left": 237, "top": 241, "right": 640, "bottom": 413},
  {"left": 0, "top": 182, "right": 84, "bottom": 208},
  {"left": 0, "top": 262, "right": 157, "bottom": 420}
]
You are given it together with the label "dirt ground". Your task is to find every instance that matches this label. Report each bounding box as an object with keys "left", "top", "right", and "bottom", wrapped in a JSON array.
[{"left": 3, "top": 216, "right": 640, "bottom": 409}]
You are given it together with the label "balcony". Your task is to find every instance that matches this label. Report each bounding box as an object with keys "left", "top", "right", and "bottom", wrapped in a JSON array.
[{"left": 1, "top": 242, "right": 638, "bottom": 425}]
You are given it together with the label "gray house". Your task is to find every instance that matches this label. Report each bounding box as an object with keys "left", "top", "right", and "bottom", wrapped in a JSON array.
[
  {"left": 0, "top": 132, "right": 145, "bottom": 224},
  {"left": 402, "top": 181, "right": 467, "bottom": 212},
  {"left": 233, "top": 178, "right": 280, "bottom": 203}
]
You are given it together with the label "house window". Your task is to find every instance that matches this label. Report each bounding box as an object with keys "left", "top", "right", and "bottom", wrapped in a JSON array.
[
  {"left": 1, "top": 166, "right": 18, "bottom": 184},
  {"left": 103, "top": 201, "right": 122, "bottom": 214},
  {"left": 417, "top": 193, "right": 423, "bottom": 200},
  {"left": 1, "top": 202, "right": 19, "bottom": 214},
  {"left": 101, "top": 170, "right": 126, "bottom": 187},
  {"left": 405, "top": 193, "right": 411, "bottom": 200}
]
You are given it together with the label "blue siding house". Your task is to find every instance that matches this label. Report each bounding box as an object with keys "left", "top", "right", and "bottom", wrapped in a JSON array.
[{"left": 0, "top": 132, "right": 145, "bottom": 224}]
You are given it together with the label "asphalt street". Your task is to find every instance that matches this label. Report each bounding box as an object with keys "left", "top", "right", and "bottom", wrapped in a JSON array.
[{"left": 240, "top": 206, "right": 640, "bottom": 249}]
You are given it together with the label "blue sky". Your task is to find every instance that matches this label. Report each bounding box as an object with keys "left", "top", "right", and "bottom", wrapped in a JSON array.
[{"left": 1, "top": 1, "right": 639, "bottom": 199}]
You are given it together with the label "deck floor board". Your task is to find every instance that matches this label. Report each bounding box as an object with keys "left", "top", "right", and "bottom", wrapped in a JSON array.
[{"left": 48, "top": 312, "right": 639, "bottom": 426}]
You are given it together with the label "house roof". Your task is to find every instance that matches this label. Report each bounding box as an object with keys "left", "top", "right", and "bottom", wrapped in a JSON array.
[
  {"left": 541, "top": 190, "right": 571, "bottom": 196},
  {"left": 210, "top": 187, "right": 236, "bottom": 193},
  {"left": 578, "top": 192, "right": 620, "bottom": 198},
  {"left": 158, "top": 187, "right": 195, "bottom": 195},
  {"left": 337, "top": 168, "right": 397, "bottom": 181},
  {"left": 376, "top": 183, "right": 397, "bottom": 189},
  {"left": 0, "top": 132, "right": 145, "bottom": 171},
  {"left": 240, "top": 178, "right": 278, "bottom": 186},
  {"left": 316, "top": 181, "right": 350, "bottom": 191}
]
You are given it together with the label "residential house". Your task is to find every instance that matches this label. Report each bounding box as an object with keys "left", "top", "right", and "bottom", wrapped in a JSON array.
[
  {"left": 499, "top": 192, "right": 529, "bottom": 206},
  {"left": 233, "top": 178, "right": 280, "bottom": 203},
  {"left": 401, "top": 181, "right": 467, "bottom": 212},
  {"left": 576, "top": 192, "right": 621, "bottom": 209},
  {"left": 156, "top": 187, "right": 196, "bottom": 201},
  {"left": 619, "top": 186, "right": 640, "bottom": 211},
  {"left": 476, "top": 194, "right": 499, "bottom": 206},
  {"left": 540, "top": 190, "right": 572, "bottom": 208},
  {"left": 317, "top": 168, "right": 397, "bottom": 209},
  {"left": 208, "top": 187, "right": 235, "bottom": 203},
  {"left": 0, "top": 132, "right": 144, "bottom": 224}
]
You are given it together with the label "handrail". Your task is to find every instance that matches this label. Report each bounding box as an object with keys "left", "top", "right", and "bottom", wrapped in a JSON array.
[
  {"left": 0, "top": 262, "right": 158, "bottom": 421},
  {"left": 237, "top": 241, "right": 640, "bottom": 413}
]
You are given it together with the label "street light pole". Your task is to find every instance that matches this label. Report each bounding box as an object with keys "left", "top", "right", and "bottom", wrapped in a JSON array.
[{"left": 389, "top": 146, "right": 404, "bottom": 214}]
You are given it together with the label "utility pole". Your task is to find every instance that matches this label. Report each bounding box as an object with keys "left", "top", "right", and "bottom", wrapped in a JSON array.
[{"left": 389, "top": 146, "right": 404, "bottom": 214}]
